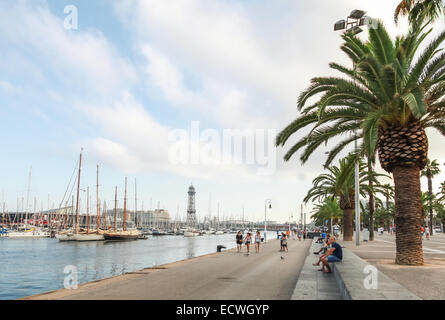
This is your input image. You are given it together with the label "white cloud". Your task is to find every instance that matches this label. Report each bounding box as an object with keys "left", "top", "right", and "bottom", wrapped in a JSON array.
[{"left": 0, "top": 1, "right": 137, "bottom": 100}]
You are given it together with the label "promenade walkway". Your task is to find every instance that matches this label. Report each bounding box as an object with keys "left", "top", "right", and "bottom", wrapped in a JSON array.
[
  {"left": 23, "top": 238, "right": 311, "bottom": 300},
  {"left": 343, "top": 233, "right": 445, "bottom": 300}
]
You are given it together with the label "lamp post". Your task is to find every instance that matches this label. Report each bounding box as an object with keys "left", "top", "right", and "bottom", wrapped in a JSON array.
[
  {"left": 334, "top": 9, "right": 373, "bottom": 246},
  {"left": 264, "top": 199, "right": 271, "bottom": 243}
]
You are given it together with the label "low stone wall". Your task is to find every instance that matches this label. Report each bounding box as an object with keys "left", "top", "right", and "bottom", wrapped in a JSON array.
[{"left": 331, "top": 246, "right": 421, "bottom": 300}]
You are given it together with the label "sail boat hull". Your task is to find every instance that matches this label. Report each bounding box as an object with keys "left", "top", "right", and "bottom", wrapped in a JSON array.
[
  {"left": 103, "top": 229, "right": 139, "bottom": 241},
  {"left": 73, "top": 233, "right": 104, "bottom": 241},
  {"left": 56, "top": 233, "right": 76, "bottom": 241}
]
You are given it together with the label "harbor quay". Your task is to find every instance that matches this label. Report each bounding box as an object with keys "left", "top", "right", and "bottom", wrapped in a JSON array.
[{"left": 22, "top": 238, "right": 312, "bottom": 300}]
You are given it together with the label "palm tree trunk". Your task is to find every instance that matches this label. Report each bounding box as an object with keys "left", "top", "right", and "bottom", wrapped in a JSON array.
[
  {"left": 342, "top": 208, "right": 353, "bottom": 241},
  {"left": 427, "top": 169, "right": 433, "bottom": 235},
  {"left": 393, "top": 166, "right": 424, "bottom": 265}
]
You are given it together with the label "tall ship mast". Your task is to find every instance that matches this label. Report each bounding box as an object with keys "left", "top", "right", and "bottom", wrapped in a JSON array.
[{"left": 104, "top": 177, "right": 138, "bottom": 241}]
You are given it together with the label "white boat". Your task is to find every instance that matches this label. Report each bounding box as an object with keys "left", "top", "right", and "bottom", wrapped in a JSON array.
[
  {"left": 8, "top": 228, "right": 50, "bottom": 239},
  {"left": 184, "top": 231, "right": 197, "bottom": 237},
  {"left": 215, "top": 230, "right": 224, "bottom": 235},
  {"left": 184, "top": 228, "right": 200, "bottom": 237},
  {"left": 56, "top": 232, "right": 76, "bottom": 241}
]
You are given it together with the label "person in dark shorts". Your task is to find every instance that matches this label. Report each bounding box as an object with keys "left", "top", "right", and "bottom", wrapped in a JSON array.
[
  {"left": 236, "top": 231, "right": 243, "bottom": 253},
  {"left": 319, "top": 236, "right": 342, "bottom": 273},
  {"left": 281, "top": 234, "right": 288, "bottom": 252}
]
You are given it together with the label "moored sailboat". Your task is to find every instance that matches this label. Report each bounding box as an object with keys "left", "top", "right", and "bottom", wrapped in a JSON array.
[
  {"left": 73, "top": 166, "right": 104, "bottom": 241},
  {"left": 104, "top": 178, "right": 139, "bottom": 241}
]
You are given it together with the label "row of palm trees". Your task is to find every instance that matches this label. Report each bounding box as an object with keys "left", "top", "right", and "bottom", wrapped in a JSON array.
[{"left": 277, "top": 1, "right": 445, "bottom": 265}]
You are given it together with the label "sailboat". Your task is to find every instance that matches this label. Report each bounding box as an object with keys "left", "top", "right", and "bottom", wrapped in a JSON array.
[
  {"left": 215, "top": 202, "right": 223, "bottom": 235},
  {"left": 8, "top": 167, "right": 50, "bottom": 239},
  {"left": 104, "top": 178, "right": 139, "bottom": 241},
  {"left": 58, "top": 151, "right": 83, "bottom": 242},
  {"left": 74, "top": 165, "right": 104, "bottom": 241}
]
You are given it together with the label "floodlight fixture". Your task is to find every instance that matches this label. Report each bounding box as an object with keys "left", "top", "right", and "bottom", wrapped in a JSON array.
[
  {"left": 359, "top": 16, "right": 372, "bottom": 26},
  {"left": 334, "top": 19, "right": 346, "bottom": 31},
  {"left": 349, "top": 25, "right": 363, "bottom": 35},
  {"left": 349, "top": 9, "right": 366, "bottom": 20}
]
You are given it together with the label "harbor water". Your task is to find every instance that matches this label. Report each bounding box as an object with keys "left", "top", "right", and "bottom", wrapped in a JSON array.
[{"left": 0, "top": 231, "right": 277, "bottom": 299}]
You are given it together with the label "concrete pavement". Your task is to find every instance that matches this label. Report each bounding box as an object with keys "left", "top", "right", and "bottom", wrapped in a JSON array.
[
  {"left": 342, "top": 233, "right": 445, "bottom": 300},
  {"left": 23, "top": 237, "right": 312, "bottom": 300}
]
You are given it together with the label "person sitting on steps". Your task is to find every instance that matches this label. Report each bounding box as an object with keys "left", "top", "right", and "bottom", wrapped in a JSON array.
[
  {"left": 314, "top": 236, "right": 342, "bottom": 274},
  {"left": 314, "top": 234, "right": 331, "bottom": 255}
]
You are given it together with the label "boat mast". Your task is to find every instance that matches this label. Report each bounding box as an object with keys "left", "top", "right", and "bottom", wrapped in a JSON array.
[
  {"left": 75, "top": 149, "right": 82, "bottom": 234},
  {"left": 86, "top": 186, "right": 90, "bottom": 233},
  {"left": 123, "top": 177, "right": 127, "bottom": 231},
  {"left": 25, "top": 166, "right": 32, "bottom": 228},
  {"left": 2, "top": 191, "right": 4, "bottom": 227},
  {"left": 96, "top": 165, "right": 100, "bottom": 232},
  {"left": 134, "top": 178, "right": 137, "bottom": 229},
  {"left": 114, "top": 187, "right": 117, "bottom": 232},
  {"left": 102, "top": 200, "right": 107, "bottom": 230}
]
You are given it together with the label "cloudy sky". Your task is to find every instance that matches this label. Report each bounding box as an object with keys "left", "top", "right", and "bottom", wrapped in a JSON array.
[{"left": 1, "top": 0, "right": 444, "bottom": 223}]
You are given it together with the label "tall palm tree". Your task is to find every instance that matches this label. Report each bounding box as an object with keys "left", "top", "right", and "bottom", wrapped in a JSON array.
[
  {"left": 395, "top": 0, "right": 445, "bottom": 23},
  {"left": 304, "top": 154, "right": 389, "bottom": 241},
  {"left": 421, "top": 158, "right": 441, "bottom": 233},
  {"left": 276, "top": 19, "right": 445, "bottom": 265}
]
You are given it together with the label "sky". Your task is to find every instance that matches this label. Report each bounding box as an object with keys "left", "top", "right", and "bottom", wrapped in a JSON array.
[{"left": 1, "top": 0, "right": 445, "bottom": 224}]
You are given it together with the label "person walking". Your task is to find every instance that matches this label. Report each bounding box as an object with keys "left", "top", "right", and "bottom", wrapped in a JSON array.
[
  {"left": 333, "top": 223, "right": 339, "bottom": 237},
  {"left": 255, "top": 231, "right": 261, "bottom": 253},
  {"left": 281, "top": 234, "right": 288, "bottom": 252},
  {"left": 244, "top": 232, "right": 252, "bottom": 255},
  {"left": 425, "top": 226, "right": 430, "bottom": 240},
  {"left": 297, "top": 229, "right": 302, "bottom": 241},
  {"left": 303, "top": 229, "right": 307, "bottom": 240},
  {"left": 236, "top": 231, "right": 243, "bottom": 253}
]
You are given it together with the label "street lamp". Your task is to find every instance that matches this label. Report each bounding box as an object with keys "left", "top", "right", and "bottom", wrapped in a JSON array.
[
  {"left": 334, "top": 9, "right": 373, "bottom": 246},
  {"left": 264, "top": 199, "right": 271, "bottom": 243}
]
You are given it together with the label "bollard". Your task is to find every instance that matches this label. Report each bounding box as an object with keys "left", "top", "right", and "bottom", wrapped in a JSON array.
[{"left": 217, "top": 245, "right": 226, "bottom": 252}]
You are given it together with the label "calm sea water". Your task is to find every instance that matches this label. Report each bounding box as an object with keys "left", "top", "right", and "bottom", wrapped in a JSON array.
[{"left": 0, "top": 231, "right": 277, "bottom": 300}]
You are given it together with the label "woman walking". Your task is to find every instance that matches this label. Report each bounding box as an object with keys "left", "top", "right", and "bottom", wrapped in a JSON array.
[
  {"left": 244, "top": 232, "right": 252, "bottom": 255},
  {"left": 236, "top": 231, "right": 243, "bottom": 253},
  {"left": 255, "top": 231, "right": 261, "bottom": 253}
]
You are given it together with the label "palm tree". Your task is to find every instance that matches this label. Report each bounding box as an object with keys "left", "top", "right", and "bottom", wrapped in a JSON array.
[
  {"left": 304, "top": 154, "right": 389, "bottom": 241},
  {"left": 438, "top": 181, "right": 445, "bottom": 202},
  {"left": 276, "top": 19, "right": 445, "bottom": 265},
  {"left": 310, "top": 198, "right": 342, "bottom": 231},
  {"left": 421, "top": 158, "right": 441, "bottom": 233},
  {"left": 395, "top": 0, "right": 445, "bottom": 24}
]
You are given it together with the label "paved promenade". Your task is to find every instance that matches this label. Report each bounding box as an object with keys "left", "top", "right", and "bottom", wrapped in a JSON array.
[
  {"left": 23, "top": 237, "right": 311, "bottom": 300},
  {"left": 343, "top": 233, "right": 445, "bottom": 300}
]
